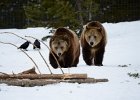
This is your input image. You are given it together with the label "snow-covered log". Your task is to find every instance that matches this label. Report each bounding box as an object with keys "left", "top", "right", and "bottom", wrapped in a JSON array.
[
  {"left": 0, "top": 74, "right": 88, "bottom": 79},
  {"left": 0, "top": 72, "right": 108, "bottom": 87},
  {"left": 0, "top": 78, "right": 108, "bottom": 87}
]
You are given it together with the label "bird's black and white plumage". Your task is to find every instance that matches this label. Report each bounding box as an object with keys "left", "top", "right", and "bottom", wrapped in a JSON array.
[
  {"left": 33, "top": 39, "right": 41, "bottom": 49},
  {"left": 18, "top": 41, "right": 30, "bottom": 50}
]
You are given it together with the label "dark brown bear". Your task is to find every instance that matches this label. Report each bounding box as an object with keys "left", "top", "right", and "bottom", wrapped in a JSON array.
[
  {"left": 80, "top": 21, "right": 107, "bottom": 66},
  {"left": 49, "top": 27, "right": 80, "bottom": 68}
]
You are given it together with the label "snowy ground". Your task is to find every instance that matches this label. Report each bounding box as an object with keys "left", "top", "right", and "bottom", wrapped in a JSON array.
[{"left": 0, "top": 21, "right": 140, "bottom": 100}]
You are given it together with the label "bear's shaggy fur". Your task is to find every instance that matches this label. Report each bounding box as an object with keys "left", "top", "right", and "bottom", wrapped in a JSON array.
[
  {"left": 80, "top": 21, "right": 107, "bottom": 66},
  {"left": 49, "top": 27, "right": 80, "bottom": 68}
]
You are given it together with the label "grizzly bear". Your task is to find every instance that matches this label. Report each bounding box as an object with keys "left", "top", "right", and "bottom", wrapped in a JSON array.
[
  {"left": 49, "top": 27, "right": 80, "bottom": 68},
  {"left": 80, "top": 21, "right": 107, "bottom": 66}
]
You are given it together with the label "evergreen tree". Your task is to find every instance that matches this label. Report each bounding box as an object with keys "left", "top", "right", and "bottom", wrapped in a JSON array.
[
  {"left": 25, "top": 0, "right": 79, "bottom": 29},
  {"left": 1, "top": 0, "right": 140, "bottom": 30},
  {"left": 24, "top": 0, "right": 99, "bottom": 35}
]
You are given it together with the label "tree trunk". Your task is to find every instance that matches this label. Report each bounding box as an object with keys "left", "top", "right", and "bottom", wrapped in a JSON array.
[
  {"left": 76, "top": 0, "right": 84, "bottom": 26},
  {"left": 88, "top": 0, "right": 92, "bottom": 21}
]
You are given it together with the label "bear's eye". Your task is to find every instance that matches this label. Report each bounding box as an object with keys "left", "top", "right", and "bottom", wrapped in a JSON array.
[
  {"left": 60, "top": 46, "right": 64, "bottom": 49},
  {"left": 88, "top": 36, "right": 91, "bottom": 39},
  {"left": 94, "top": 36, "right": 97, "bottom": 39},
  {"left": 55, "top": 47, "right": 58, "bottom": 49}
]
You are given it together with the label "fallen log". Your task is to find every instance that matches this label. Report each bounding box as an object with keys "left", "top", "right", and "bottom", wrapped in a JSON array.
[
  {"left": 0, "top": 78, "right": 108, "bottom": 87},
  {"left": 0, "top": 74, "right": 87, "bottom": 79},
  {"left": 0, "top": 72, "right": 108, "bottom": 87}
]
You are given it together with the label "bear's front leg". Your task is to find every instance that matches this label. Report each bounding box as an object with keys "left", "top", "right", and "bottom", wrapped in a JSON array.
[
  {"left": 82, "top": 48, "right": 93, "bottom": 65},
  {"left": 72, "top": 57, "right": 79, "bottom": 67},
  {"left": 94, "top": 48, "right": 105, "bottom": 66},
  {"left": 64, "top": 54, "right": 73, "bottom": 68},
  {"left": 49, "top": 53, "right": 59, "bottom": 68}
]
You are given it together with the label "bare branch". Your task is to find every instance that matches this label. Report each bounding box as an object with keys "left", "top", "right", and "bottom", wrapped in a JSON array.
[
  {"left": 0, "top": 41, "right": 41, "bottom": 74},
  {"left": 25, "top": 35, "right": 64, "bottom": 74},
  {"left": 38, "top": 51, "right": 53, "bottom": 74},
  {"left": 0, "top": 32, "right": 52, "bottom": 74},
  {"left": 0, "top": 72, "right": 10, "bottom": 76},
  {"left": 0, "top": 32, "right": 28, "bottom": 41}
]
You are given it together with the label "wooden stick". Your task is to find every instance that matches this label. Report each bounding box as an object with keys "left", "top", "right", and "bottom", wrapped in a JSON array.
[
  {"left": 0, "top": 41, "right": 41, "bottom": 74},
  {"left": 0, "top": 72, "right": 10, "bottom": 76},
  {"left": 25, "top": 36, "right": 53, "bottom": 74},
  {"left": 1, "top": 32, "right": 27, "bottom": 41},
  {"left": 25, "top": 35, "right": 64, "bottom": 74},
  {"left": 0, "top": 32, "right": 53, "bottom": 74},
  {"left": 0, "top": 78, "right": 108, "bottom": 87},
  {"left": 0, "top": 74, "right": 87, "bottom": 79}
]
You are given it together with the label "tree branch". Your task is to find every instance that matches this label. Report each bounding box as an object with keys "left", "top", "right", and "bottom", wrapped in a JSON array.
[
  {"left": 0, "top": 32, "right": 53, "bottom": 74},
  {"left": 25, "top": 35, "right": 64, "bottom": 74},
  {"left": 0, "top": 41, "right": 41, "bottom": 74}
]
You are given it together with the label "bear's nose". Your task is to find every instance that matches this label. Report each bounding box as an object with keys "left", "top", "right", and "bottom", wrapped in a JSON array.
[
  {"left": 58, "top": 53, "right": 62, "bottom": 56},
  {"left": 90, "top": 42, "right": 94, "bottom": 45}
]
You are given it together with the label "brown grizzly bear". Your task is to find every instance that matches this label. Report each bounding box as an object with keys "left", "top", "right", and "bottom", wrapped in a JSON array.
[
  {"left": 80, "top": 21, "right": 107, "bottom": 66},
  {"left": 49, "top": 27, "right": 80, "bottom": 68}
]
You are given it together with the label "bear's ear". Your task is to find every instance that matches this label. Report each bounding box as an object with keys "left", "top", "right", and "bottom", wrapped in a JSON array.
[
  {"left": 97, "top": 27, "right": 102, "bottom": 32},
  {"left": 63, "top": 35, "right": 71, "bottom": 43},
  {"left": 83, "top": 25, "right": 88, "bottom": 30},
  {"left": 63, "top": 35, "right": 69, "bottom": 39},
  {"left": 86, "top": 24, "right": 91, "bottom": 29},
  {"left": 83, "top": 25, "right": 90, "bottom": 30},
  {"left": 50, "top": 36, "right": 55, "bottom": 41},
  {"left": 86, "top": 25, "right": 89, "bottom": 29},
  {"left": 50, "top": 38, "right": 53, "bottom": 41}
]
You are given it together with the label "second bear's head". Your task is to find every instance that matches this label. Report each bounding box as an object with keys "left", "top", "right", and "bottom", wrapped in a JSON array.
[{"left": 83, "top": 21, "right": 104, "bottom": 47}]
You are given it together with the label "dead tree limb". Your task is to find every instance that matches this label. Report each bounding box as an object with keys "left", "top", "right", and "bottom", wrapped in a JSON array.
[
  {"left": 0, "top": 72, "right": 10, "bottom": 76},
  {"left": 37, "top": 49, "right": 53, "bottom": 74},
  {"left": 1, "top": 32, "right": 27, "bottom": 41},
  {"left": 25, "top": 35, "right": 64, "bottom": 74},
  {"left": 0, "top": 41, "right": 41, "bottom": 74},
  {"left": 0, "top": 78, "right": 108, "bottom": 87},
  {"left": 0, "top": 72, "right": 109, "bottom": 87},
  {"left": 0, "top": 74, "right": 87, "bottom": 79},
  {"left": 0, "top": 32, "right": 52, "bottom": 74}
]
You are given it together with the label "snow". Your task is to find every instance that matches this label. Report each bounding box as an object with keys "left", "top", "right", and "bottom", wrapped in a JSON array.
[{"left": 0, "top": 21, "right": 140, "bottom": 100}]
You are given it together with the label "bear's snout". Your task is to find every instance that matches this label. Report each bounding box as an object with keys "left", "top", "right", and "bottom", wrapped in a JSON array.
[
  {"left": 90, "top": 42, "right": 94, "bottom": 46},
  {"left": 58, "top": 53, "right": 62, "bottom": 56}
]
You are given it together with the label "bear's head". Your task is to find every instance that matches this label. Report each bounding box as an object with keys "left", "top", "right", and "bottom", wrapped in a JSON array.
[
  {"left": 83, "top": 21, "right": 103, "bottom": 47},
  {"left": 50, "top": 35, "right": 70, "bottom": 57}
]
